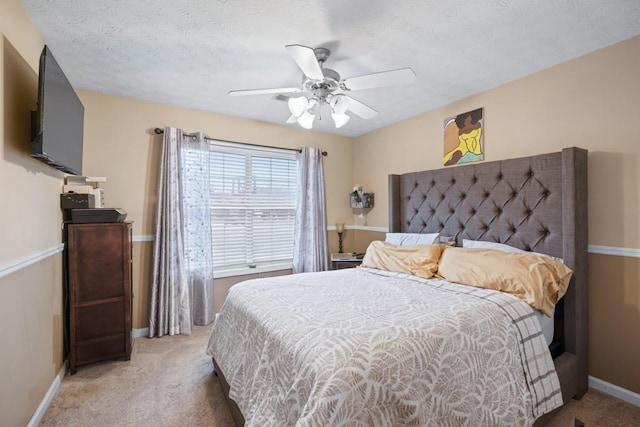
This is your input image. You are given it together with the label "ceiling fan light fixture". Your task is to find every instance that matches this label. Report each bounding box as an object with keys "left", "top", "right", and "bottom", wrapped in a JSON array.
[
  {"left": 230, "top": 44, "right": 412, "bottom": 130},
  {"left": 330, "top": 94, "right": 349, "bottom": 115},
  {"left": 287, "top": 96, "right": 308, "bottom": 117},
  {"left": 307, "top": 98, "right": 320, "bottom": 117},
  {"left": 331, "top": 112, "right": 350, "bottom": 128},
  {"left": 297, "top": 110, "right": 315, "bottom": 129}
]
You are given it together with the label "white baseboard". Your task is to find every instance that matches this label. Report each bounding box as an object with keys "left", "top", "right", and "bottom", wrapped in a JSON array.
[
  {"left": 589, "top": 375, "right": 640, "bottom": 408},
  {"left": 28, "top": 330, "right": 149, "bottom": 425},
  {"left": 133, "top": 327, "right": 149, "bottom": 339},
  {"left": 27, "top": 359, "right": 67, "bottom": 427},
  {"left": 27, "top": 330, "right": 148, "bottom": 426}
]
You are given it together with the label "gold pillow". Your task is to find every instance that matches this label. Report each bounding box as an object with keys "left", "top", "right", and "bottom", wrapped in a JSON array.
[
  {"left": 437, "top": 247, "right": 573, "bottom": 316},
  {"left": 361, "top": 241, "right": 446, "bottom": 279}
]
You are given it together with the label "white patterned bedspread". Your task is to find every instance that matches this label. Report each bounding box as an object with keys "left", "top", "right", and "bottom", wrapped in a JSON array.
[{"left": 206, "top": 267, "right": 562, "bottom": 426}]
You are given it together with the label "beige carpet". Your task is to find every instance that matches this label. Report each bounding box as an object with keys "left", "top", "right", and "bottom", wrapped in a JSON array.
[
  {"left": 41, "top": 325, "right": 235, "bottom": 427},
  {"left": 42, "top": 325, "right": 640, "bottom": 426}
]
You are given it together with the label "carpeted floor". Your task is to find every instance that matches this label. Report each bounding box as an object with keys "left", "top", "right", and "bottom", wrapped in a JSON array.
[
  {"left": 41, "top": 325, "right": 235, "bottom": 427},
  {"left": 41, "top": 325, "right": 640, "bottom": 426}
]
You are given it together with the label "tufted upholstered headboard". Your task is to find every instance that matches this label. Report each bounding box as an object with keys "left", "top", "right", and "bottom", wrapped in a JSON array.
[{"left": 389, "top": 147, "right": 588, "bottom": 409}]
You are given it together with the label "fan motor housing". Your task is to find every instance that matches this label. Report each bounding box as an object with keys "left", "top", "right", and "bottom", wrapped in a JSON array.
[{"left": 303, "top": 68, "right": 341, "bottom": 99}]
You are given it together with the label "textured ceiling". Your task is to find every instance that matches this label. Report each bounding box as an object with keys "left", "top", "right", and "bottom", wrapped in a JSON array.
[{"left": 21, "top": 0, "right": 640, "bottom": 137}]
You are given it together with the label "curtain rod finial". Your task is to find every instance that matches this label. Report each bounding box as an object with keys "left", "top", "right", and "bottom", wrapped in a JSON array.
[{"left": 154, "top": 127, "right": 164, "bottom": 135}]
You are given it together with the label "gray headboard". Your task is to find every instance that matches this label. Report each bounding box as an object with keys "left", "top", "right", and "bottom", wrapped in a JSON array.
[{"left": 388, "top": 147, "right": 588, "bottom": 402}]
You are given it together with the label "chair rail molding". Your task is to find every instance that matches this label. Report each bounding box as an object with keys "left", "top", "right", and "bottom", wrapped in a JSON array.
[
  {"left": 587, "top": 245, "right": 640, "bottom": 258},
  {"left": 0, "top": 244, "right": 64, "bottom": 279}
]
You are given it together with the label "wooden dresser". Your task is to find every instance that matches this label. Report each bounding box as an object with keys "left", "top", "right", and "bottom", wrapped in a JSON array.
[{"left": 66, "top": 222, "right": 132, "bottom": 374}]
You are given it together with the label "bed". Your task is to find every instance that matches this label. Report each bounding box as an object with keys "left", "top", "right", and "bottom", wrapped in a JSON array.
[{"left": 208, "top": 147, "right": 588, "bottom": 426}]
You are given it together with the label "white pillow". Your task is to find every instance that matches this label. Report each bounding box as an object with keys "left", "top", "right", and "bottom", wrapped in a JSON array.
[
  {"left": 385, "top": 232, "right": 440, "bottom": 246},
  {"left": 462, "top": 239, "right": 563, "bottom": 262}
]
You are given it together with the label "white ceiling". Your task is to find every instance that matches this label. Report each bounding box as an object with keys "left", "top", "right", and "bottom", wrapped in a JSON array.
[{"left": 21, "top": 0, "right": 640, "bottom": 137}]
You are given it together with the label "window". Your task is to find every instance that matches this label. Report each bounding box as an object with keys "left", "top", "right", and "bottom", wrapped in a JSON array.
[{"left": 207, "top": 141, "right": 297, "bottom": 271}]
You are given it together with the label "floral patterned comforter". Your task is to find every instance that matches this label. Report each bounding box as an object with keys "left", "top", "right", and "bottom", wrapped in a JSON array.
[{"left": 207, "top": 267, "right": 562, "bottom": 426}]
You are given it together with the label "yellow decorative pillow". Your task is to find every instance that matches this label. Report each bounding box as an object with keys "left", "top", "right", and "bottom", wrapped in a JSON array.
[
  {"left": 437, "top": 247, "right": 573, "bottom": 316},
  {"left": 361, "top": 241, "right": 446, "bottom": 279}
]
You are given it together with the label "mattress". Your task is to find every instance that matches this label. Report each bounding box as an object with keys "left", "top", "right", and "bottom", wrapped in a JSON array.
[
  {"left": 536, "top": 306, "right": 555, "bottom": 346},
  {"left": 207, "top": 267, "right": 562, "bottom": 426}
]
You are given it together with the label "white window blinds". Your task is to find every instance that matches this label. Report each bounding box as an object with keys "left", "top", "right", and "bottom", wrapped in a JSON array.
[{"left": 208, "top": 142, "right": 297, "bottom": 270}]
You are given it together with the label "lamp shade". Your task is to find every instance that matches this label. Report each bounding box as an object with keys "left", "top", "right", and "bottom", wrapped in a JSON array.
[
  {"left": 297, "top": 110, "right": 315, "bottom": 129},
  {"left": 288, "top": 97, "right": 309, "bottom": 117},
  {"left": 331, "top": 112, "right": 350, "bottom": 128},
  {"left": 330, "top": 94, "right": 349, "bottom": 114},
  {"left": 336, "top": 222, "right": 345, "bottom": 233}
]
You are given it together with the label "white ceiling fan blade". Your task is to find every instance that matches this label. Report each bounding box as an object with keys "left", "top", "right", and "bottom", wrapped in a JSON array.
[
  {"left": 285, "top": 44, "right": 324, "bottom": 81},
  {"left": 343, "top": 95, "right": 378, "bottom": 120},
  {"left": 229, "top": 87, "right": 302, "bottom": 96},
  {"left": 341, "top": 68, "right": 415, "bottom": 91}
]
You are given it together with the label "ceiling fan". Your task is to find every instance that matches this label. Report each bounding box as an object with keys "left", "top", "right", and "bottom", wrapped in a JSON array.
[{"left": 229, "top": 44, "right": 415, "bottom": 129}]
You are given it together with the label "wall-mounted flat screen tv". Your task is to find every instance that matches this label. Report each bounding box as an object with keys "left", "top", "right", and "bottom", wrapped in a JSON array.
[{"left": 31, "top": 45, "right": 84, "bottom": 175}]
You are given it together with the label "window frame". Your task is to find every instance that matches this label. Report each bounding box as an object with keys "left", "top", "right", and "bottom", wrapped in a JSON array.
[{"left": 207, "top": 140, "right": 297, "bottom": 277}]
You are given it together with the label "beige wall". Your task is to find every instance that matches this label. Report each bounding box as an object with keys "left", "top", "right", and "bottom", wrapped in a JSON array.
[
  {"left": 131, "top": 242, "right": 153, "bottom": 329},
  {"left": 1, "top": 1, "right": 67, "bottom": 425},
  {"left": 1, "top": 3, "right": 64, "bottom": 261},
  {"left": 353, "top": 35, "right": 640, "bottom": 394},
  {"left": 0, "top": 255, "right": 64, "bottom": 427},
  {"left": 589, "top": 254, "right": 640, "bottom": 394}
]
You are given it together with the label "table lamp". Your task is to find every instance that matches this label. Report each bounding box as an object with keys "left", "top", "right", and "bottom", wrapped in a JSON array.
[{"left": 336, "top": 222, "right": 345, "bottom": 253}]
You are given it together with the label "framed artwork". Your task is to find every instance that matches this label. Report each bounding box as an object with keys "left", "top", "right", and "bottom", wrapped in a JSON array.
[{"left": 443, "top": 107, "right": 484, "bottom": 166}]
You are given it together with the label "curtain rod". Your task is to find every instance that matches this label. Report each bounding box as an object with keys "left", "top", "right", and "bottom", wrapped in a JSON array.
[{"left": 153, "top": 128, "right": 327, "bottom": 156}]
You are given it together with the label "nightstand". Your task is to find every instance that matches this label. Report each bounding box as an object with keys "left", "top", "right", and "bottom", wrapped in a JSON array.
[{"left": 331, "top": 253, "right": 363, "bottom": 270}]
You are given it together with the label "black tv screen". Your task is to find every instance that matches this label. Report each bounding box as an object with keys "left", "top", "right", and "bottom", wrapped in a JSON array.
[{"left": 31, "top": 45, "right": 84, "bottom": 175}]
